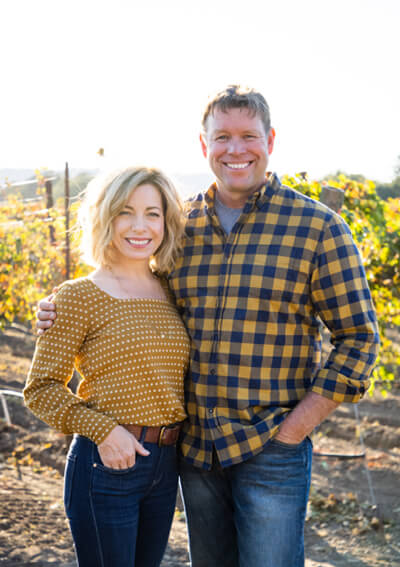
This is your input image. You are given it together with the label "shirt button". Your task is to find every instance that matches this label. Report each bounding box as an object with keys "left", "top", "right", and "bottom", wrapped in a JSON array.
[
  {"left": 208, "top": 408, "right": 214, "bottom": 415},
  {"left": 210, "top": 369, "right": 216, "bottom": 375}
]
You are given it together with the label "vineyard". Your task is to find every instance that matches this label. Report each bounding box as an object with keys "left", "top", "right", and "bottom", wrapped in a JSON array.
[
  {"left": 1, "top": 172, "right": 400, "bottom": 391},
  {"left": 1, "top": 172, "right": 400, "bottom": 566}
]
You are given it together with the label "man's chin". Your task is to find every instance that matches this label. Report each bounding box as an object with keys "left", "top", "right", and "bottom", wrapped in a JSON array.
[{"left": 220, "top": 181, "right": 258, "bottom": 195}]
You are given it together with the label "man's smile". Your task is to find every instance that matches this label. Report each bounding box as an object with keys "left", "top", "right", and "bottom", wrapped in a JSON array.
[{"left": 224, "top": 162, "right": 252, "bottom": 170}]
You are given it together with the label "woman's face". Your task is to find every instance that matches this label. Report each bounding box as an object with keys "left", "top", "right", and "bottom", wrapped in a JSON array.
[{"left": 111, "top": 183, "right": 165, "bottom": 265}]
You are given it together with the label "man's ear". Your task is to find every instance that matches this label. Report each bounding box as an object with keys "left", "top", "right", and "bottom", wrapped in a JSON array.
[
  {"left": 200, "top": 132, "right": 208, "bottom": 158},
  {"left": 267, "top": 127, "right": 276, "bottom": 155}
]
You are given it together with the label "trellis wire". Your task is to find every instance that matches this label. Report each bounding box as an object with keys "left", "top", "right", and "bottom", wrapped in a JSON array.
[{"left": 0, "top": 389, "right": 24, "bottom": 426}]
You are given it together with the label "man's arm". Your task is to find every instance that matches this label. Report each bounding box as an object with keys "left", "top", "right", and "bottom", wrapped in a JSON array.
[
  {"left": 274, "top": 392, "right": 339, "bottom": 444},
  {"left": 276, "top": 214, "right": 380, "bottom": 444},
  {"left": 308, "top": 214, "right": 380, "bottom": 405},
  {"left": 36, "top": 296, "right": 57, "bottom": 334}
]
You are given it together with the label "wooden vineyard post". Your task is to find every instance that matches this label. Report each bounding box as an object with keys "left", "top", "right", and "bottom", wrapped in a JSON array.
[
  {"left": 320, "top": 185, "right": 345, "bottom": 213},
  {"left": 45, "top": 179, "right": 56, "bottom": 245},
  {"left": 64, "top": 162, "right": 70, "bottom": 280}
]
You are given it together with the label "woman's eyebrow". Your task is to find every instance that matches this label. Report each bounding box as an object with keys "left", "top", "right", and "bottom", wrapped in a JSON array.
[{"left": 122, "top": 205, "right": 162, "bottom": 211}]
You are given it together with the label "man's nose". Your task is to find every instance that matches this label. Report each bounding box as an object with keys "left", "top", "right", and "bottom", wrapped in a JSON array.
[{"left": 227, "top": 137, "right": 246, "bottom": 154}]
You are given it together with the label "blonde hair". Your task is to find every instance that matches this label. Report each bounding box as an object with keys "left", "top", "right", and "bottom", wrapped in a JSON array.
[{"left": 79, "top": 166, "right": 185, "bottom": 274}]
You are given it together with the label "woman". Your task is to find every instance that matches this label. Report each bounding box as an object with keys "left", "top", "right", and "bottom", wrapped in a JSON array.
[{"left": 24, "top": 167, "right": 190, "bottom": 567}]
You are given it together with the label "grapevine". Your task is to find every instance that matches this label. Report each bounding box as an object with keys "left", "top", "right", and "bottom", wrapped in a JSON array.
[{"left": 1, "top": 173, "right": 399, "bottom": 392}]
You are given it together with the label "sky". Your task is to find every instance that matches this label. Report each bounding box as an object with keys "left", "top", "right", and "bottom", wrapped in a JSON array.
[{"left": 1, "top": 0, "right": 399, "bottom": 189}]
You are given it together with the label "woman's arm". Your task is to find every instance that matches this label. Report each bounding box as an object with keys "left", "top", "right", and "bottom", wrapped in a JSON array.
[
  {"left": 24, "top": 283, "right": 118, "bottom": 444},
  {"left": 26, "top": 282, "right": 150, "bottom": 468}
]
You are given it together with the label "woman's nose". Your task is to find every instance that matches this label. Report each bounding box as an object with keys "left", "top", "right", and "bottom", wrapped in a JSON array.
[{"left": 130, "top": 215, "right": 145, "bottom": 230}]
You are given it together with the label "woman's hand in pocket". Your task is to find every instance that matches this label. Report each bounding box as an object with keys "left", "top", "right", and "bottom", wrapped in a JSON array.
[{"left": 97, "top": 425, "right": 150, "bottom": 469}]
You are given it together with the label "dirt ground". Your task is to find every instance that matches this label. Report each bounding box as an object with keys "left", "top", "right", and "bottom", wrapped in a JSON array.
[{"left": 0, "top": 327, "right": 399, "bottom": 567}]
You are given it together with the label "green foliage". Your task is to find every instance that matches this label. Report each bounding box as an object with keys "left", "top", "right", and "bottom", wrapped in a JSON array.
[
  {"left": 1, "top": 172, "right": 400, "bottom": 393},
  {"left": 375, "top": 177, "right": 400, "bottom": 201},
  {"left": 0, "top": 191, "right": 89, "bottom": 329}
]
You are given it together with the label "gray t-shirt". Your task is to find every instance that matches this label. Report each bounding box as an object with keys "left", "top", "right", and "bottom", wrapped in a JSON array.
[{"left": 215, "top": 195, "right": 242, "bottom": 234}]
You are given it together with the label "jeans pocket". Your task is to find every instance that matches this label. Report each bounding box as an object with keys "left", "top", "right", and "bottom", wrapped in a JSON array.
[
  {"left": 93, "top": 462, "right": 138, "bottom": 475},
  {"left": 270, "top": 438, "right": 305, "bottom": 450},
  {"left": 91, "top": 458, "right": 145, "bottom": 500},
  {"left": 91, "top": 439, "right": 140, "bottom": 475},
  {"left": 64, "top": 453, "right": 77, "bottom": 511}
]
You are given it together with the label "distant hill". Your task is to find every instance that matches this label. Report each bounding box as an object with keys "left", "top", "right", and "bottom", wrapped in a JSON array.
[
  {"left": 0, "top": 169, "right": 214, "bottom": 201},
  {"left": 0, "top": 168, "right": 99, "bottom": 201},
  {"left": 0, "top": 168, "right": 98, "bottom": 185},
  {"left": 172, "top": 172, "right": 213, "bottom": 198},
  {"left": 0, "top": 169, "right": 39, "bottom": 184}
]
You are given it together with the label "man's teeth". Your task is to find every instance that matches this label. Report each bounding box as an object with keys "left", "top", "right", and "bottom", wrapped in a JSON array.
[
  {"left": 127, "top": 239, "right": 150, "bottom": 245},
  {"left": 226, "top": 162, "right": 250, "bottom": 169}
]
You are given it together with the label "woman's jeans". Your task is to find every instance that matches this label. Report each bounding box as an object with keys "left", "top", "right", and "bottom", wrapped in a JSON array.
[
  {"left": 179, "top": 437, "right": 313, "bottom": 567},
  {"left": 64, "top": 435, "right": 178, "bottom": 567}
]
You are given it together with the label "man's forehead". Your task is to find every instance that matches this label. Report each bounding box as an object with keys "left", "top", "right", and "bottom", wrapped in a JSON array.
[{"left": 206, "top": 106, "right": 263, "bottom": 129}]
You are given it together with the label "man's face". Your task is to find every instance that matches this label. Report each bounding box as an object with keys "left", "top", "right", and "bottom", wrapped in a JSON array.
[{"left": 200, "top": 107, "right": 275, "bottom": 207}]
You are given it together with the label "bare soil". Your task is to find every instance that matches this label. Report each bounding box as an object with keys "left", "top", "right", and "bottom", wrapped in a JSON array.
[{"left": 0, "top": 327, "right": 399, "bottom": 566}]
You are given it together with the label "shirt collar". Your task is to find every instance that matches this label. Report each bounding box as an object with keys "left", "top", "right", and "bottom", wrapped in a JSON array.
[{"left": 205, "top": 172, "right": 281, "bottom": 215}]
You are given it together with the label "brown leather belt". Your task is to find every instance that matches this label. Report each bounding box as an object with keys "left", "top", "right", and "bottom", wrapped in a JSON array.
[{"left": 122, "top": 424, "right": 182, "bottom": 447}]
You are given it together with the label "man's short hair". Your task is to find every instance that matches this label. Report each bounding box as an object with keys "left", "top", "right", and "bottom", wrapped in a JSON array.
[{"left": 202, "top": 85, "right": 271, "bottom": 135}]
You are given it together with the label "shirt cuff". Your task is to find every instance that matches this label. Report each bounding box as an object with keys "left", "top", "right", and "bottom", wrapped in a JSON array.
[
  {"left": 310, "top": 368, "right": 368, "bottom": 404},
  {"left": 64, "top": 406, "right": 119, "bottom": 445}
]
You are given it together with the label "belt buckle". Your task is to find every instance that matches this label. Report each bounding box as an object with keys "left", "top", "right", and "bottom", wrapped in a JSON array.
[{"left": 158, "top": 426, "right": 167, "bottom": 447}]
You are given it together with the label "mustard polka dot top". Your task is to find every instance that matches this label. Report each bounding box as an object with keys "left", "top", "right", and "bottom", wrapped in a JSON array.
[{"left": 24, "top": 278, "right": 190, "bottom": 445}]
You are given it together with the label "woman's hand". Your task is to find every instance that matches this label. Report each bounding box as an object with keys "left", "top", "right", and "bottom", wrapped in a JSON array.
[{"left": 97, "top": 425, "right": 150, "bottom": 469}]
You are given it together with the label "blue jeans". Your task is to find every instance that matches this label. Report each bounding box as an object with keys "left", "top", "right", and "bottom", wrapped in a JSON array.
[
  {"left": 179, "top": 437, "right": 312, "bottom": 567},
  {"left": 64, "top": 435, "right": 178, "bottom": 567}
]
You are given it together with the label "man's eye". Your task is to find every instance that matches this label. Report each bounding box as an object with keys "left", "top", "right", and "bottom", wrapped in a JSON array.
[
  {"left": 244, "top": 135, "right": 256, "bottom": 139},
  {"left": 215, "top": 135, "right": 228, "bottom": 142}
]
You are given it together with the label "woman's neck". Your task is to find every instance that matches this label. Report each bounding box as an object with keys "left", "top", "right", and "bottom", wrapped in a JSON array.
[
  {"left": 90, "top": 263, "right": 164, "bottom": 300},
  {"left": 104, "top": 260, "right": 154, "bottom": 282}
]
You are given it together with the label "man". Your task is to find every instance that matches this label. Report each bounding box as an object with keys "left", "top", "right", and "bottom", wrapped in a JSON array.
[{"left": 37, "top": 85, "right": 380, "bottom": 567}]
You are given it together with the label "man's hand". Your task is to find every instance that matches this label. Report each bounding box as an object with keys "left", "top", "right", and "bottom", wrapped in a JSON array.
[
  {"left": 274, "top": 391, "right": 339, "bottom": 445},
  {"left": 36, "top": 295, "right": 57, "bottom": 335},
  {"left": 97, "top": 425, "right": 150, "bottom": 469}
]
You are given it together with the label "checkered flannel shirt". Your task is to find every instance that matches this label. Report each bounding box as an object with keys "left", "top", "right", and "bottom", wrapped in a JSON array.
[{"left": 168, "top": 173, "right": 380, "bottom": 469}]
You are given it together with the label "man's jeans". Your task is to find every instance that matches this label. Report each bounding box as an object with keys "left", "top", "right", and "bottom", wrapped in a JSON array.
[
  {"left": 64, "top": 435, "right": 178, "bottom": 567},
  {"left": 179, "top": 437, "right": 312, "bottom": 567}
]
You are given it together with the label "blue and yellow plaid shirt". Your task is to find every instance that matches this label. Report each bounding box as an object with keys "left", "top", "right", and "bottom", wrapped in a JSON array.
[{"left": 169, "top": 173, "right": 380, "bottom": 469}]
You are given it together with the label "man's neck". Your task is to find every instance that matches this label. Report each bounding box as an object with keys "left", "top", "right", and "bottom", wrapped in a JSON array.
[{"left": 215, "top": 182, "right": 265, "bottom": 209}]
